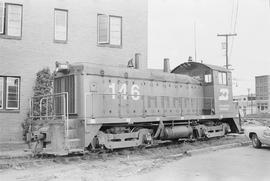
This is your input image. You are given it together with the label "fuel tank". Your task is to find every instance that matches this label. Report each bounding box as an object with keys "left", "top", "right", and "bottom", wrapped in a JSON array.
[{"left": 162, "top": 125, "right": 193, "bottom": 140}]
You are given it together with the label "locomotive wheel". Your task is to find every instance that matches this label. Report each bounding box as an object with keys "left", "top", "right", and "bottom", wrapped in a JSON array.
[{"left": 251, "top": 134, "right": 261, "bottom": 148}]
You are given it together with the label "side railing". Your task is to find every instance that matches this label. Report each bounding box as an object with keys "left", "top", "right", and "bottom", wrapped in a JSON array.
[
  {"left": 85, "top": 92, "right": 214, "bottom": 119},
  {"left": 29, "top": 92, "right": 69, "bottom": 145}
]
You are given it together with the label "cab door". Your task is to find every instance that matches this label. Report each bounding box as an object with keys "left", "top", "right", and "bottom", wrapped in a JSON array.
[
  {"left": 202, "top": 70, "right": 215, "bottom": 115},
  {"left": 213, "top": 71, "right": 235, "bottom": 115}
]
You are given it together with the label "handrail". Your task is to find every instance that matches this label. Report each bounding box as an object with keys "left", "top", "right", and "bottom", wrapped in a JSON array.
[
  {"left": 29, "top": 92, "right": 70, "bottom": 149},
  {"left": 30, "top": 92, "right": 69, "bottom": 118}
]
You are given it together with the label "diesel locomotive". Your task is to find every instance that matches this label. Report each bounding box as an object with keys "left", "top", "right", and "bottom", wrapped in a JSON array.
[{"left": 29, "top": 59, "right": 241, "bottom": 155}]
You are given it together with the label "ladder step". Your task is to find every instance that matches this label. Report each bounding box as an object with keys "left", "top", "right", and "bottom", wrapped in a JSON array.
[
  {"left": 68, "top": 148, "right": 84, "bottom": 153},
  {"left": 67, "top": 138, "right": 81, "bottom": 142}
]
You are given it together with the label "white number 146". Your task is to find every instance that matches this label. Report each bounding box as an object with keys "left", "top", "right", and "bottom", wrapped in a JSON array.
[{"left": 109, "top": 83, "right": 140, "bottom": 101}]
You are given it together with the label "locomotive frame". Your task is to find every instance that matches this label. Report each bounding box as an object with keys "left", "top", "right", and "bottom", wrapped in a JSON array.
[{"left": 29, "top": 61, "right": 241, "bottom": 155}]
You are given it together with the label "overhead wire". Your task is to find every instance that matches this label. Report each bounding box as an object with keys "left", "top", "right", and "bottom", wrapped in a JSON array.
[
  {"left": 229, "top": 0, "right": 239, "bottom": 60},
  {"left": 229, "top": 0, "right": 235, "bottom": 32}
]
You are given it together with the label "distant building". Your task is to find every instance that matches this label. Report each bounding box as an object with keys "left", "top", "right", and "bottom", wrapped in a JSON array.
[
  {"left": 233, "top": 94, "right": 256, "bottom": 116},
  {"left": 255, "top": 75, "right": 270, "bottom": 113},
  {"left": 0, "top": 0, "right": 148, "bottom": 143}
]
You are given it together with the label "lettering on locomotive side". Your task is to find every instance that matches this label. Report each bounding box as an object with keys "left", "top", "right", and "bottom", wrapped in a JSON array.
[
  {"left": 109, "top": 83, "right": 141, "bottom": 101},
  {"left": 219, "top": 104, "right": 230, "bottom": 111}
]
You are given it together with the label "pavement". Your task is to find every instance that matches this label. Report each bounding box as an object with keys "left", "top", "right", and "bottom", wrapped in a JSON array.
[
  {"left": 167, "top": 140, "right": 251, "bottom": 158},
  {"left": 121, "top": 146, "right": 270, "bottom": 181}
]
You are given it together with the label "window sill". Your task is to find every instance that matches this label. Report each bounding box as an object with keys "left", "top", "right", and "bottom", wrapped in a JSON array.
[
  {"left": 54, "top": 40, "right": 68, "bottom": 44},
  {"left": 0, "top": 109, "right": 20, "bottom": 113},
  {"left": 97, "top": 43, "right": 122, "bottom": 49},
  {"left": 0, "top": 35, "right": 22, "bottom": 40}
]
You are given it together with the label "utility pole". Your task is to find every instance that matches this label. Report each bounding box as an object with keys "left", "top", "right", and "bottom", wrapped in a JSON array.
[{"left": 217, "top": 33, "right": 237, "bottom": 69}]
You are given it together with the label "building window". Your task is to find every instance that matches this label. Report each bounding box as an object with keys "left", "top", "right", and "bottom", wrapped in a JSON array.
[
  {"left": 97, "top": 14, "right": 122, "bottom": 47},
  {"left": 0, "top": 77, "right": 3, "bottom": 109},
  {"left": 54, "top": 9, "right": 68, "bottom": 43},
  {"left": 218, "top": 71, "right": 227, "bottom": 85},
  {"left": 0, "top": 2, "right": 23, "bottom": 39},
  {"left": 0, "top": 76, "right": 20, "bottom": 110}
]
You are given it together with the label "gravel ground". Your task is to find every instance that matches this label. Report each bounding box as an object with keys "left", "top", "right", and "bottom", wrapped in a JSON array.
[{"left": 0, "top": 134, "right": 249, "bottom": 178}]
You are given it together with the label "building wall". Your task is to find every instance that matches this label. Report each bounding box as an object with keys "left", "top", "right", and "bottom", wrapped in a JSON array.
[
  {"left": 255, "top": 75, "right": 270, "bottom": 113},
  {"left": 0, "top": 0, "right": 148, "bottom": 143},
  {"left": 233, "top": 95, "right": 257, "bottom": 116}
]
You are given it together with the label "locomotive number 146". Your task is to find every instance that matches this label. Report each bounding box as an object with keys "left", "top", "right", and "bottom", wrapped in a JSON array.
[{"left": 109, "top": 83, "right": 140, "bottom": 101}]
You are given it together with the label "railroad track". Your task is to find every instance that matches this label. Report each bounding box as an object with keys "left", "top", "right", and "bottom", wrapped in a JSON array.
[
  {"left": 0, "top": 134, "right": 247, "bottom": 170},
  {"left": 35, "top": 135, "right": 234, "bottom": 160}
]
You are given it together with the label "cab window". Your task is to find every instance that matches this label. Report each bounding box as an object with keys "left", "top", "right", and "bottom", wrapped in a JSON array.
[
  {"left": 218, "top": 71, "right": 227, "bottom": 85},
  {"left": 204, "top": 70, "right": 212, "bottom": 83},
  {"left": 204, "top": 74, "right": 212, "bottom": 83}
]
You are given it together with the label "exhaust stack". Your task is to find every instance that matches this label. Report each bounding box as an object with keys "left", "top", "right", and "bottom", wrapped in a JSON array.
[
  {"left": 135, "top": 53, "right": 141, "bottom": 69},
  {"left": 163, "top": 58, "right": 170, "bottom": 73}
]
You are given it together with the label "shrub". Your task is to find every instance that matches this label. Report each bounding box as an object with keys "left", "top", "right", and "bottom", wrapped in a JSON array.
[{"left": 22, "top": 68, "right": 53, "bottom": 142}]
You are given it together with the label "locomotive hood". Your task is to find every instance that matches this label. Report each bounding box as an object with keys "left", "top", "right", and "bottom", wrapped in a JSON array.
[{"left": 62, "top": 62, "right": 202, "bottom": 85}]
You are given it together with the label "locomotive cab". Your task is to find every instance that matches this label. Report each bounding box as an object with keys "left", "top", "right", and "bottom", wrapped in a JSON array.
[
  {"left": 172, "top": 62, "right": 240, "bottom": 132},
  {"left": 171, "top": 61, "right": 235, "bottom": 116}
]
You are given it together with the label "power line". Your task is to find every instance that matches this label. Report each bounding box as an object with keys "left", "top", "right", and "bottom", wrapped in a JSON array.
[
  {"left": 233, "top": 0, "right": 239, "bottom": 33},
  {"left": 229, "top": 0, "right": 235, "bottom": 32},
  {"left": 229, "top": 0, "right": 239, "bottom": 60}
]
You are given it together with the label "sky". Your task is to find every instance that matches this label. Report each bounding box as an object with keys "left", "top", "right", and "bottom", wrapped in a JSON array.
[{"left": 148, "top": 0, "right": 270, "bottom": 96}]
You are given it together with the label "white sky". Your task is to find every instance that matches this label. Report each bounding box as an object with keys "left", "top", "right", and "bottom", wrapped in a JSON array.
[{"left": 148, "top": 0, "right": 270, "bottom": 96}]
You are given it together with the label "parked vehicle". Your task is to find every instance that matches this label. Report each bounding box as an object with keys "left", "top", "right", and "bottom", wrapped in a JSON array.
[{"left": 244, "top": 120, "right": 270, "bottom": 148}]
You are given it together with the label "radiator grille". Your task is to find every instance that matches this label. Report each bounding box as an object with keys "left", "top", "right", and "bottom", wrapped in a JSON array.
[{"left": 54, "top": 75, "right": 75, "bottom": 114}]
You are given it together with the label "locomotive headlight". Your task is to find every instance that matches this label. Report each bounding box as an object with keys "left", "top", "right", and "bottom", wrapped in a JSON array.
[{"left": 55, "top": 61, "right": 70, "bottom": 73}]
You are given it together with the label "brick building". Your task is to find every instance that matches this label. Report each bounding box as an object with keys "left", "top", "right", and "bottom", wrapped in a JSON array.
[
  {"left": 0, "top": 0, "right": 148, "bottom": 143},
  {"left": 255, "top": 75, "right": 270, "bottom": 113}
]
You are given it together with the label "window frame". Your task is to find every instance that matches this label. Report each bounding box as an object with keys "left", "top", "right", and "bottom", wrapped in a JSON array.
[
  {"left": 97, "top": 14, "right": 122, "bottom": 48},
  {"left": 0, "top": 77, "right": 3, "bottom": 110},
  {"left": 0, "top": 3, "right": 23, "bottom": 40},
  {"left": 0, "top": 76, "right": 21, "bottom": 111},
  {"left": 0, "top": 1, "right": 4, "bottom": 34},
  {"left": 6, "top": 77, "right": 20, "bottom": 110},
  {"left": 97, "top": 14, "right": 109, "bottom": 44},
  {"left": 218, "top": 71, "right": 227, "bottom": 85},
  {"left": 109, "top": 15, "right": 122, "bottom": 47},
  {"left": 54, "top": 8, "right": 68, "bottom": 43},
  {"left": 204, "top": 74, "right": 212, "bottom": 83}
]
